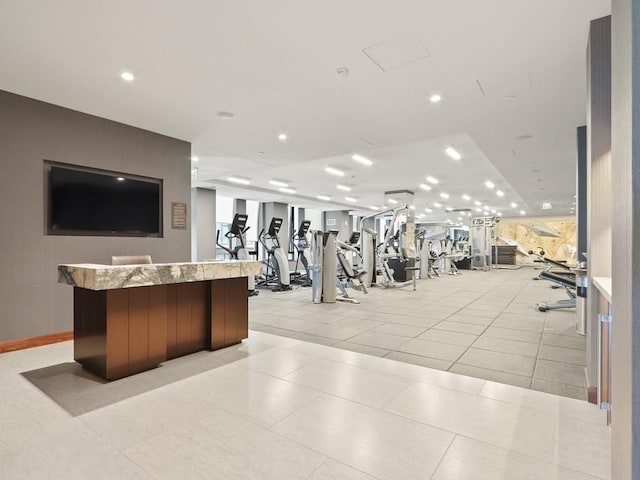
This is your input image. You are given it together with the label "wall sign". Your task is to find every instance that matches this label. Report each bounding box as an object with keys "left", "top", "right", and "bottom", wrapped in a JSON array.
[{"left": 171, "top": 202, "right": 187, "bottom": 229}]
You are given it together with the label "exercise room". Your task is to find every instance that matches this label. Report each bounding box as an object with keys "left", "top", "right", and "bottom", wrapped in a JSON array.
[{"left": 0, "top": 1, "right": 637, "bottom": 479}]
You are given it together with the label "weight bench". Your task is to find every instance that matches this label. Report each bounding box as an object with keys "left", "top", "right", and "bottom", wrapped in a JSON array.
[{"left": 537, "top": 270, "right": 576, "bottom": 312}]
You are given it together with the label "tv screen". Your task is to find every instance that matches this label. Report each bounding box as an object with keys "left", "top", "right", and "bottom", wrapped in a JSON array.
[{"left": 46, "top": 163, "right": 163, "bottom": 237}]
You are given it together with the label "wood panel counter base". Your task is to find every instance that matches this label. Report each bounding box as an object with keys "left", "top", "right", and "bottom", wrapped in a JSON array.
[{"left": 74, "top": 278, "right": 248, "bottom": 380}]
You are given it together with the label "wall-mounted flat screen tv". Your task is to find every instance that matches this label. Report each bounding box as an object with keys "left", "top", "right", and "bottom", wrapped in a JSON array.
[{"left": 46, "top": 162, "right": 163, "bottom": 237}]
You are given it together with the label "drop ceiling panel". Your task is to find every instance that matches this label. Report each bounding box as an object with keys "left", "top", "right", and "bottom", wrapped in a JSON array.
[{"left": 362, "top": 32, "right": 430, "bottom": 71}]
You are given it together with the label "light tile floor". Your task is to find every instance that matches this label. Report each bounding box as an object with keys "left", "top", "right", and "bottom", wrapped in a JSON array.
[
  {"left": 0, "top": 331, "right": 609, "bottom": 480},
  {"left": 250, "top": 267, "right": 589, "bottom": 399}
]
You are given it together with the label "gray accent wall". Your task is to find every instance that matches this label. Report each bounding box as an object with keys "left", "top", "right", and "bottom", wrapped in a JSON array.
[
  {"left": 0, "top": 90, "right": 191, "bottom": 342},
  {"left": 576, "top": 126, "right": 587, "bottom": 261},
  {"left": 324, "top": 210, "right": 350, "bottom": 241},
  {"left": 611, "top": 1, "right": 640, "bottom": 478},
  {"left": 234, "top": 199, "right": 246, "bottom": 215}
]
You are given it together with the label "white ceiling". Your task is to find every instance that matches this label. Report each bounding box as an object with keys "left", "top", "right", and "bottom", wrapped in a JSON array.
[{"left": 0, "top": 0, "right": 611, "bottom": 219}]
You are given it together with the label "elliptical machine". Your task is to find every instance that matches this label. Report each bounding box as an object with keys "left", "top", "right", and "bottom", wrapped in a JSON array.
[
  {"left": 290, "top": 220, "right": 312, "bottom": 287},
  {"left": 257, "top": 217, "right": 292, "bottom": 292},
  {"left": 216, "top": 213, "right": 259, "bottom": 296}
]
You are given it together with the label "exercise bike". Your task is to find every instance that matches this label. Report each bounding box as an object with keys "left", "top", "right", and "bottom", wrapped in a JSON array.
[{"left": 216, "top": 213, "right": 259, "bottom": 297}]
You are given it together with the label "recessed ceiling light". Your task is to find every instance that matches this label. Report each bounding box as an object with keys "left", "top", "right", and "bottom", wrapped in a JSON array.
[
  {"left": 417, "top": 213, "right": 425, "bottom": 218},
  {"left": 485, "top": 180, "right": 495, "bottom": 189},
  {"left": 497, "top": 212, "right": 503, "bottom": 217},
  {"left": 369, "top": 206, "right": 379, "bottom": 211},
  {"left": 475, "top": 208, "right": 482, "bottom": 212},
  {"left": 388, "top": 198, "right": 399, "bottom": 204},
  {"left": 278, "top": 133, "right": 288, "bottom": 141},
  {"left": 520, "top": 210, "right": 526, "bottom": 215},
  {"left": 269, "top": 179, "right": 289, "bottom": 187},
  {"left": 445, "top": 147, "right": 462, "bottom": 160},
  {"left": 116, "top": 177, "right": 125, "bottom": 182},
  {"left": 228, "top": 176, "right": 251, "bottom": 185},
  {"left": 409, "top": 205, "right": 416, "bottom": 210},
  {"left": 462, "top": 194, "right": 471, "bottom": 201},
  {"left": 446, "top": 207, "right": 453, "bottom": 212},
  {"left": 216, "top": 111, "right": 235, "bottom": 119},
  {"left": 496, "top": 190, "right": 505, "bottom": 197},
  {"left": 336, "top": 184, "right": 351, "bottom": 191},
  {"left": 474, "top": 200, "right": 482, "bottom": 206},
  {"left": 491, "top": 209, "right": 496, "bottom": 214},
  {"left": 191, "top": 156, "right": 199, "bottom": 162},
  {"left": 279, "top": 187, "right": 296, "bottom": 194},
  {"left": 326, "top": 167, "right": 345, "bottom": 177},
  {"left": 434, "top": 202, "right": 442, "bottom": 208},
  {"left": 419, "top": 184, "right": 432, "bottom": 191},
  {"left": 345, "top": 196, "right": 357, "bottom": 202},
  {"left": 483, "top": 211, "right": 489, "bottom": 216},
  {"left": 120, "top": 71, "right": 135, "bottom": 81},
  {"left": 510, "top": 202, "right": 517, "bottom": 208},
  {"left": 430, "top": 94, "right": 442, "bottom": 103},
  {"left": 317, "top": 195, "right": 331, "bottom": 201},
  {"left": 352, "top": 154, "right": 373, "bottom": 166},
  {"left": 425, "top": 208, "right": 433, "bottom": 213},
  {"left": 426, "top": 176, "right": 439, "bottom": 185},
  {"left": 440, "top": 192, "right": 450, "bottom": 199}
]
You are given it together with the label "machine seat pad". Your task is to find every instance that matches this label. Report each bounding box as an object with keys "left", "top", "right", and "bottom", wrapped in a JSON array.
[{"left": 540, "top": 271, "right": 576, "bottom": 288}]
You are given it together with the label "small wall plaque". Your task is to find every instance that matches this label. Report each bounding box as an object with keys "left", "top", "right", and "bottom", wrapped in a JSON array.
[{"left": 171, "top": 202, "right": 187, "bottom": 229}]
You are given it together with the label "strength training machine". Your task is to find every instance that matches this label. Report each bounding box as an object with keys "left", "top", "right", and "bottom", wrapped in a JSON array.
[
  {"left": 359, "top": 205, "right": 416, "bottom": 289},
  {"left": 310, "top": 230, "right": 368, "bottom": 304}
]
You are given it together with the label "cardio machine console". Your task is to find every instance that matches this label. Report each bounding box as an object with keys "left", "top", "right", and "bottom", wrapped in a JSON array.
[
  {"left": 228, "top": 214, "right": 248, "bottom": 237},
  {"left": 296, "top": 220, "right": 311, "bottom": 238},
  {"left": 267, "top": 217, "right": 283, "bottom": 236}
]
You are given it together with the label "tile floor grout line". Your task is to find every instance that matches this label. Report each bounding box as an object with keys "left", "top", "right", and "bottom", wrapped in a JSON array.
[{"left": 427, "top": 433, "right": 457, "bottom": 480}]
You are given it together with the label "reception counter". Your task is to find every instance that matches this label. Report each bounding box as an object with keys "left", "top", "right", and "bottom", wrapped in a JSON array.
[{"left": 58, "top": 260, "right": 262, "bottom": 380}]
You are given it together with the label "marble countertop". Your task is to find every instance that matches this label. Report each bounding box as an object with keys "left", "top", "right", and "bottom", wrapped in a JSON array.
[{"left": 58, "top": 260, "right": 262, "bottom": 291}]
